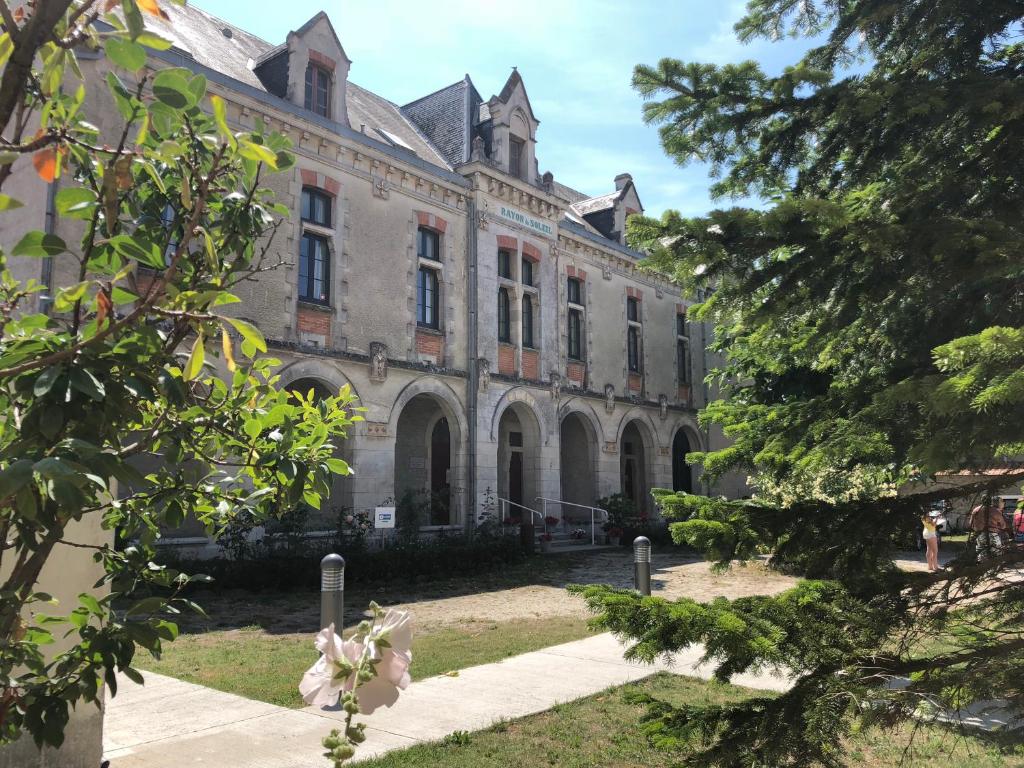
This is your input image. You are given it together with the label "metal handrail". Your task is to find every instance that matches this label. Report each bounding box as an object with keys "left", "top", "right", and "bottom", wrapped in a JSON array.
[
  {"left": 535, "top": 497, "right": 609, "bottom": 546},
  {"left": 497, "top": 497, "right": 544, "bottom": 529}
]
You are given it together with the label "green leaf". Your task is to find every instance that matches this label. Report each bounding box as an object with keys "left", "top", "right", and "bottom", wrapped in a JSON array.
[
  {"left": 152, "top": 70, "right": 193, "bottom": 109},
  {"left": 0, "top": 33, "right": 12, "bottom": 70},
  {"left": 126, "top": 596, "right": 166, "bottom": 617},
  {"left": 225, "top": 317, "right": 266, "bottom": 354},
  {"left": 33, "top": 366, "right": 62, "bottom": 397},
  {"left": 238, "top": 139, "right": 278, "bottom": 168},
  {"left": 183, "top": 334, "right": 205, "bottom": 381},
  {"left": 121, "top": 667, "right": 145, "bottom": 685},
  {"left": 106, "top": 71, "right": 135, "bottom": 121},
  {"left": 69, "top": 368, "right": 106, "bottom": 401},
  {"left": 210, "top": 95, "right": 236, "bottom": 149},
  {"left": 55, "top": 187, "right": 96, "bottom": 218},
  {"left": 13, "top": 232, "right": 66, "bottom": 257},
  {"left": 109, "top": 235, "right": 165, "bottom": 269},
  {"left": 136, "top": 31, "right": 173, "bottom": 51},
  {"left": 105, "top": 38, "right": 146, "bottom": 72},
  {"left": 0, "top": 193, "right": 23, "bottom": 210},
  {"left": 0, "top": 459, "right": 34, "bottom": 499}
]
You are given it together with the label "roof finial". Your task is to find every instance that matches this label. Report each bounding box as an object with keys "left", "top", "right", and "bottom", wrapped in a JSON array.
[{"left": 512, "top": 65, "right": 518, "bottom": 72}]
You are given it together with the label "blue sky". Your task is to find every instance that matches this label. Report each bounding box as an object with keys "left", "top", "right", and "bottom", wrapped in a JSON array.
[{"left": 193, "top": 0, "right": 816, "bottom": 218}]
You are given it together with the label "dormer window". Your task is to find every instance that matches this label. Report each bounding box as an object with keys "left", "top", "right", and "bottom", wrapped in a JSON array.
[
  {"left": 305, "top": 63, "right": 331, "bottom": 118},
  {"left": 509, "top": 136, "right": 524, "bottom": 179}
]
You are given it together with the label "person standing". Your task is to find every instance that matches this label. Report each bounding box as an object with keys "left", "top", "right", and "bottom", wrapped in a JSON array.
[
  {"left": 921, "top": 512, "right": 939, "bottom": 572},
  {"left": 969, "top": 495, "right": 1010, "bottom": 558}
]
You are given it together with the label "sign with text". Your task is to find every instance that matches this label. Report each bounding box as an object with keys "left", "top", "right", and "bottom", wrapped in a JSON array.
[
  {"left": 497, "top": 205, "right": 554, "bottom": 238},
  {"left": 374, "top": 506, "right": 396, "bottom": 529}
]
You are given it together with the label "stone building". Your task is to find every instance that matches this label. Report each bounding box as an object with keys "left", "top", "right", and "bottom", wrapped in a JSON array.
[{"left": 5, "top": 5, "right": 746, "bottom": 543}]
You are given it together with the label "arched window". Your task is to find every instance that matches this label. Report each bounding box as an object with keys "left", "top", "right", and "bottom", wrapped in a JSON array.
[
  {"left": 522, "top": 294, "right": 534, "bottom": 348},
  {"left": 498, "top": 287, "right": 511, "bottom": 342}
]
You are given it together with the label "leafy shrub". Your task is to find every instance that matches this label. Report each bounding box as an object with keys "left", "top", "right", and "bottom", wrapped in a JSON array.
[{"left": 158, "top": 532, "right": 528, "bottom": 593}]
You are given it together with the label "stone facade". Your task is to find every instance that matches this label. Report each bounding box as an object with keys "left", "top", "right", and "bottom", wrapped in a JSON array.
[{"left": 1, "top": 6, "right": 747, "bottom": 544}]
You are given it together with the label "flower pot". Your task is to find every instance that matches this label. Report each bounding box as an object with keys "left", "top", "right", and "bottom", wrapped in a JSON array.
[
  {"left": 608, "top": 536, "right": 620, "bottom": 547},
  {"left": 540, "top": 539, "right": 552, "bottom": 553}
]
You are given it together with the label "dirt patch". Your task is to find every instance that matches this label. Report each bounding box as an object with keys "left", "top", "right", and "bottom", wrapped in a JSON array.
[{"left": 180, "top": 549, "right": 798, "bottom": 635}]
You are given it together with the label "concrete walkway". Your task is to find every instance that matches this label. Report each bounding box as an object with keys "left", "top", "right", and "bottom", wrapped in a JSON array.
[{"left": 103, "top": 632, "right": 790, "bottom": 767}]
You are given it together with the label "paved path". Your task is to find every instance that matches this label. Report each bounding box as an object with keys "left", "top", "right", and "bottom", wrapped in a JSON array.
[{"left": 103, "top": 632, "right": 790, "bottom": 767}]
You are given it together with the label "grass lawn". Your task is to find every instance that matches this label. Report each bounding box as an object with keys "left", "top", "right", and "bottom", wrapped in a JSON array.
[
  {"left": 353, "top": 673, "right": 1024, "bottom": 768},
  {"left": 139, "top": 615, "right": 592, "bottom": 708}
]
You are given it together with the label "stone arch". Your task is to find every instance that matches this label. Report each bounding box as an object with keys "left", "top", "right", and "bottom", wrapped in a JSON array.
[
  {"left": 488, "top": 386, "right": 549, "bottom": 443},
  {"left": 389, "top": 377, "right": 468, "bottom": 527},
  {"left": 276, "top": 359, "right": 360, "bottom": 527},
  {"left": 557, "top": 398, "right": 603, "bottom": 514},
  {"left": 616, "top": 411, "right": 658, "bottom": 515},
  {"left": 277, "top": 358, "right": 362, "bottom": 404},
  {"left": 388, "top": 377, "right": 467, "bottom": 442}
]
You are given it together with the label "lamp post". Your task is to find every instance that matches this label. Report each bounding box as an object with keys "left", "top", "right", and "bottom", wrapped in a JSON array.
[
  {"left": 633, "top": 536, "right": 651, "bottom": 596},
  {"left": 320, "top": 553, "right": 345, "bottom": 633}
]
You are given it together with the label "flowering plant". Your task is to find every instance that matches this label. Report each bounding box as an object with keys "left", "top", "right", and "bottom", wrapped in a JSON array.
[
  {"left": 544, "top": 515, "right": 560, "bottom": 527},
  {"left": 607, "top": 527, "right": 624, "bottom": 538},
  {"left": 299, "top": 602, "right": 413, "bottom": 765},
  {"left": 539, "top": 532, "right": 554, "bottom": 542}
]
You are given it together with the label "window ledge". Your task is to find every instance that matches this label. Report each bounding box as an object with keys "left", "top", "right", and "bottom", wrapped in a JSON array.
[
  {"left": 302, "top": 222, "right": 335, "bottom": 237},
  {"left": 416, "top": 325, "right": 444, "bottom": 337},
  {"left": 297, "top": 299, "right": 333, "bottom": 313}
]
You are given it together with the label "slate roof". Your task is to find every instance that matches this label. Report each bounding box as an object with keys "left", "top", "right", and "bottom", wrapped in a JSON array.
[
  {"left": 571, "top": 190, "right": 620, "bottom": 216},
  {"left": 147, "top": 3, "right": 449, "bottom": 169},
  {"left": 401, "top": 78, "right": 477, "bottom": 168}
]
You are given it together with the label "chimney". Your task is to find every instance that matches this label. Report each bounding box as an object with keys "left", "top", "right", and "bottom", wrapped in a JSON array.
[{"left": 614, "top": 172, "right": 632, "bottom": 191}]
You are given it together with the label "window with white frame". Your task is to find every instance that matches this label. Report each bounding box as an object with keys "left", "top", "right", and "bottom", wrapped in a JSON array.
[
  {"left": 416, "top": 226, "right": 442, "bottom": 329},
  {"left": 567, "top": 277, "right": 584, "bottom": 361},
  {"left": 298, "top": 187, "right": 333, "bottom": 304},
  {"left": 676, "top": 311, "right": 691, "bottom": 385},
  {"left": 627, "top": 297, "right": 642, "bottom": 373}
]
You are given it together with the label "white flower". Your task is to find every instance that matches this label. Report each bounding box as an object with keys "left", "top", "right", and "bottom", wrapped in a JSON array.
[{"left": 298, "top": 623, "right": 362, "bottom": 708}]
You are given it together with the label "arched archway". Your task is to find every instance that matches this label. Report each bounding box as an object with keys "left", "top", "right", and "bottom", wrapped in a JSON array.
[
  {"left": 496, "top": 401, "right": 543, "bottom": 514},
  {"left": 394, "top": 393, "right": 463, "bottom": 527},
  {"left": 284, "top": 376, "right": 354, "bottom": 528},
  {"left": 559, "top": 406, "right": 600, "bottom": 516},
  {"left": 619, "top": 419, "right": 655, "bottom": 515}
]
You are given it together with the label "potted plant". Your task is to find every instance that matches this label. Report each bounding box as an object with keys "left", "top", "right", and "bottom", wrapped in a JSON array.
[
  {"left": 606, "top": 526, "right": 624, "bottom": 546},
  {"left": 539, "top": 532, "right": 553, "bottom": 553},
  {"left": 544, "top": 515, "right": 560, "bottom": 531}
]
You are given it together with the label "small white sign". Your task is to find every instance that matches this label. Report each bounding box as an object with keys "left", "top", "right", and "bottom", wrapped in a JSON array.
[{"left": 374, "top": 506, "right": 396, "bottom": 529}]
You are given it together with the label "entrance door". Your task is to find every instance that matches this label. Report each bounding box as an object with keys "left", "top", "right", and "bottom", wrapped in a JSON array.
[{"left": 509, "top": 452, "right": 524, "bottom": 508}]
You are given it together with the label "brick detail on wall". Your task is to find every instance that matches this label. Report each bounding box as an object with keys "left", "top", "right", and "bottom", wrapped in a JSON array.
[
  {"left": 416, "top": 211, "right": 448, "bottom": 234},
  {"left": 415, "top": 329, "right": 444, "bottom": 360},
  {"left": 566, "top": 264, "right": 589, "bottom": 281},
  {"left": 297, "top": 305, "right": 332, "bottom": 345},
  {"left": 521, "top": 349, "right": 539, "bottom": 381},
  {"left": 522, "top": 241, "right": 541, "bottom": 262},
  {"left": 308, "top": 49, "right": 337, "bottom": 71},
  {"left": 300, "top": 168, "right": 341, "bottom": 196},
  {"left": 626, "top": 286, "right": 644, "bottom": 301},
  {"left": 678, "top": 384, "right": 692, "bottom": 406},
  {"left": 566, "top": 361, "right": 586, "bottom": 387},
  {"left": 628, "top": 372, "right": 643, "bottom": 394},
  {"left": 498, "top": 343, "right": 516, "bottom": 376},
  {"left": 497, "top": 235, "right": 518, "bottom": 251}
]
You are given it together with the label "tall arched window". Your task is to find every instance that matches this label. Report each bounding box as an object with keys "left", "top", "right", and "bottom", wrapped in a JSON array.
[
  {"left": 497, "top": 287, "right": 511, "bottom": 342},
  {"left": 522, "top": 294, "right": 534, "bottom": 348}
]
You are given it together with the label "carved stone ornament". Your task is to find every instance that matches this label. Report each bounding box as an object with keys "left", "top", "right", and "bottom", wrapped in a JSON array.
[
  {"left": 477, "top": 357, "right": 491, "bottom": 392},
  {"left": 471, "top": 135, "right": 486, "bottom": 162},
  {"left": 372, "top": 177, "right": 390, "bottom": 200},
  {"left": 604, "top": 383, "right": 615, "bottom": 414},
  {"left": 602, "top": 266, "right": 613, "bottom": 281},
  {"left": 369, "top": 342, "right": 388, "bottom": 381},
  {"left": 549, "top": 372, "right": 562, "bottom": 401},
  {"left": 476, "top": 209, "right": 488, "bottom": 231},
  {"left": 658, "top": 394, "right": 669, "bottom": 420}
]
